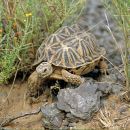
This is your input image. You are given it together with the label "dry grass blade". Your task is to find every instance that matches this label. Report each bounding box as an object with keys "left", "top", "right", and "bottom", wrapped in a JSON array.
[
  {"left": 103, "top": 0, "right": 130, "bottom": 90},
  {"left": 98, "top": 106, "right": 115, "bottom": 129}
]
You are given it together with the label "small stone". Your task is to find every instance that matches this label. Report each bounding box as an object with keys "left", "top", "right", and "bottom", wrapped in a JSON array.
[
  {"left": 41, "top": 103, "right": 64, "bottom": 129},
  {"left": 111, "top": 84, "right": 123, "bottom": 94},
  {"left": 68, "top": 123, "right": 76, "bottom": 127},
  {"left": 62, "top": 119, "right": 69, "bottom": 126},
  {"left": 118, "top": 105, "right": 129, "bottom": 115},
  {"left": 97, "top": 82, "right": 112, "bottom": 95},
  {"left": 66, "top": 113, "right": 79, "bottom": 123}
]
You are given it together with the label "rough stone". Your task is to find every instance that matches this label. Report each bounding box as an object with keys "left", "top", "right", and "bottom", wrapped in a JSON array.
[
  {"left": 57, "top": 80, "right": 102, "bottom": 120},
  {"left": 68, "top": 122, "right": 76, "bottom": 127},
  {"left": 118, "top": 105, "right": 129, "bottom": 115},
  {"left": 66, "top": 113, "right": 79, "bottom": 123},
  {"left": 41, "top": 103, "right": 64, "bottom": 129},
  {"left": 62, "top": 119, "right": 69, "bottom": 126},
  {"left": 111, "top": 84, "right": 123, "bottom": 94}
]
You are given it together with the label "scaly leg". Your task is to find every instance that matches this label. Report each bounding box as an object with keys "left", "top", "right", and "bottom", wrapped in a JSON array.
[
  {"left": 26, "top": 71, "right": 43, "bottom": 104},
  {"left": 98, "top": 59, "right": 108, "bottom": 75},
  {"left": 61, "top": 69, "right": 85, "bottom": 85}
]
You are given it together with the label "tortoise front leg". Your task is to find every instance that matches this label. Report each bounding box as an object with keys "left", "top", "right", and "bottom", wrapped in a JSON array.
[
  {"left": 61, "top": 69, "right": 85, "bottom": 85},
  {"left": 26, "top": 71, "right": 43, "bottom": 104}
]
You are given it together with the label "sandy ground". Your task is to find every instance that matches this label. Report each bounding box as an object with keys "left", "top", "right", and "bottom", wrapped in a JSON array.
[{"left": 0, "top": 81, "right": 45, "bottom": 129}]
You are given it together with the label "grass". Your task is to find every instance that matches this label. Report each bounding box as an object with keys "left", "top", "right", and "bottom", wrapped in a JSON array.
[
  {"left": 104, "top": 0, "right": 130, "bottom": 89},
  {"left": 0, "top": 0, "right": 86, "bottom": 83}
]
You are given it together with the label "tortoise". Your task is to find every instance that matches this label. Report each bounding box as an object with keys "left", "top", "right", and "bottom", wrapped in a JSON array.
[{"left": 26, "top": 24, "right": 108, "bottom": 102}]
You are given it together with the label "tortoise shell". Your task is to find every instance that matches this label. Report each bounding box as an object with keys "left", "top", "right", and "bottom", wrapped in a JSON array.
[{"left": 34, "top": 24, "right": 106, "bottom": 68}]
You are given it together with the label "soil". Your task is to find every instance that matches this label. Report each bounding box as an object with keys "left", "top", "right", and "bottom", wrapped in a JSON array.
[{"left": 0, "top": 81, "right": 44, "bottom": 130}]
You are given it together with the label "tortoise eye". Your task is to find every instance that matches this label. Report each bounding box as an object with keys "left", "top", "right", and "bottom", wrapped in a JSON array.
[{"left": 43, "top": 68, "right": 47, "bottom": 72}]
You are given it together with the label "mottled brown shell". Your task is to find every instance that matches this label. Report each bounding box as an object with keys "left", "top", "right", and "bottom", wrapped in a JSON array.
[{"left": 34, "top": 24, "right": 105, "bottom": 68}]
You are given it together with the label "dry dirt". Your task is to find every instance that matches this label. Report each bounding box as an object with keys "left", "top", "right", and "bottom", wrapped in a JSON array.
[
  {"left": 0, "top": 81, "right": 44, "bottom": 130},
  {"left": 0, "top": 81, "right": 130, "bottom": 130}
]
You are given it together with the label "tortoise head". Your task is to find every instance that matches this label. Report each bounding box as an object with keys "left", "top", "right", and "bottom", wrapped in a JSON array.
[{"left": 36, "top": 62, "right": 53, "bottom": 78}]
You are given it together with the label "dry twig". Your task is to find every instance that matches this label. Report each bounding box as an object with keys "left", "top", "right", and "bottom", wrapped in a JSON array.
[{"left": 0, "top": 107, "right": 41, "bottom": 127}]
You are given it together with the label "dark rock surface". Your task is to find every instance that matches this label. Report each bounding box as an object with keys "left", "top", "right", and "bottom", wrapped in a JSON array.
[
  {"left": 57, "top": 80, "right": 108, "bottom": 120},
  {"left": 41, "top": 103, "right": 64, "bottom": 129}
]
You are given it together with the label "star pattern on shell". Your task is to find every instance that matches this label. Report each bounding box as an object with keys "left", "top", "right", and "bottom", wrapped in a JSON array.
[{"left": 34, "top": 24, "right": 106, "bottom": 68}]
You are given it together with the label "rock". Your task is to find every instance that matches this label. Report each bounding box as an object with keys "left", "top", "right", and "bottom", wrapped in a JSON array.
[
  {"left": 68, "top": 122, "right": 76, "bottom": 127},
  {"left": 66, "top": 113, "right": 79, "bottom": 123},
  {"left": 118, "top": 105, "right": 129, "bottom": 115},
  {"left": 111, "top": 84, "right": 123, "bottom": 94},
  {"left": 62, "top": 119, "right": 69, "bottom": 126},
  {"left": 57, "top": 80, "right": 103, "bottom": 120},
  {"left": 41, "top": 103, "right": 64, "bottom": 129},
  {"left": 96, "top": 82, "right": 112, "bottom": 95}
]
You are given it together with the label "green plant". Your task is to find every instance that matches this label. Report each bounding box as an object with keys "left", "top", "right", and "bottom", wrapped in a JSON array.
[
  {"left": 0, "top": 0, "right": 86, "bottom": 83},
  {"left": 41, "top": 0, "right": 86, "bottom": 33},
  {"left": 104, "top": 0, "right": 130, "bottom": 89}
]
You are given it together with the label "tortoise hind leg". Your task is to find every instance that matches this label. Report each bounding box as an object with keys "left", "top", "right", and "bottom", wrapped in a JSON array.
[
  {"left": 98, "top": 59, "right": 108, "bottom": 75},
  {"left": 61, "top": 69, "right": 85, "bottom": 85}
]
